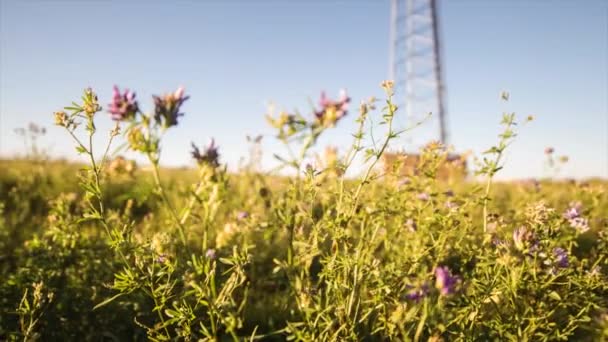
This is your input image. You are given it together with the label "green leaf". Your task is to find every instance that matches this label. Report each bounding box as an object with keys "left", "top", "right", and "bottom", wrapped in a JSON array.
[
  {"left": 548, "top": 291, "right": 561, "bottom": 301},
  {"left": 93, "top": 292, "right": 126, "bottom": 310},
  {"left": 76, "top": 145, "right": 87, "bottom": 154}
]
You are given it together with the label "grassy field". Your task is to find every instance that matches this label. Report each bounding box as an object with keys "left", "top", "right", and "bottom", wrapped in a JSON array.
[{"left": 1, "top": 86, "right": 607, "bottom": 341}]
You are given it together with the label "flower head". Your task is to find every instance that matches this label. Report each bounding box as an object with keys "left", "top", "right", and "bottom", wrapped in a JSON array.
[
  {"left": 513, "top": 226, "right": 535, "bottom": 251},
  {"left": 563, "top": 202, "right": 582, "bottom": 220},
  {"left": 381, "top": 80, "right": 395, "bottom": 94},
  {"left": 405, "top": 283, "right": 429, "bottom": 302},
  {"left": 191, "top": 139, "right": 220, "bottom": 167},
  {"left": 405, "top": 218, "right": 417, "bottom": 233},
  {"left": 417, "top": 192, "right": 430, "bottom": 201},
  {"left": 157, "top": 254, "right": 167, "bottom": 264},
  {"left": 54, "top": 111, "right": 68, "bottom": 126},
  {"left": 544, "top": 147, "right": 554, "bottom": 155},
  {"left": 205, "top": 248, "right": 217, "bottom": 260},
  {"left": 108, "top": 85, "right": 139, "bottom": 121},
  {"left": 434, "top": 266, "right": 460, "bottom": 296},
  {"left": 153, "top": 86, "right": 189, "bottom": 128},
  {"left": 314, "top": 89, "right": 350, "bottom": 127},
  {"left": 445, "top": 200, "right": 459, "bottom": 211},
  {"left": 569, "top": 217, "right": 590, "bottom": 233},
  {"left": 237, "top": 211, "right": 249, "bottom": 220},
  {"left": 553, "top": 247, "right": 569, "bottom": 268}
]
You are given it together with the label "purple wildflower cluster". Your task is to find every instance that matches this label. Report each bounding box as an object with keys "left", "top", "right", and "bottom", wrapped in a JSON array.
[
  {"left": 108, "top": 86, "right": 139, "bottom": 121},
  {"left": 406, "top": 283, "right": 429, "bottom": 302},
  {"left": 563, "top": 202, "right": 590, "bottom": 233},
  {"left": 153, "top": 87, "right": 189, "bottom": 128},
  {"left": 314, "top": 90, "right": 351, "bottom": 127},
  {"left": 435, "top": 266, "right": 460, "bottom": 296},
  {"left": 404, "top": 266, "right": 461, "bottom": 302},
  {"left": 553, "top": 247, "right": 569, "bottom": 268},
  {"left": 191, "top": 139, "right": 220, "bottom": 167}
]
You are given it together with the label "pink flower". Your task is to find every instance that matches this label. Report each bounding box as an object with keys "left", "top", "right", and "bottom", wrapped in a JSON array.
[
  {"left": 108, "top": 85, "right": 138, "bottom": 121},
  {"left": 435, "top": 266, "right": 460, "bottom": 296},
  {"left": 314, "top": 89, "right": 351, "bottom": 127}
]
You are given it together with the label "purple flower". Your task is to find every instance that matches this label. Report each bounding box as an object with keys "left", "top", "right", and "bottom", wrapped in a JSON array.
[
  {"left": 417, "top": 192, "right": 430, "bottom": 201},
  {"left": 153, "top": 86, "right": 189, "bottom": 128},
  {"left": 563, "top": 202, "right": 582, "bottom": 220},
  {"left": 553, "top": 247, "right": 569, "bottom": 268},
  {"left": 314, "top": 89, "right": 351, "bottom": 127},
  {"left": 237, "top": 211, "right": 249, "bottom": 220},
  {"left": 435, "top": 266, "right": 460, "bottom": 296},
  {"left": 569, "top": 217, "right": 590, "bottom": 233},
  {"left": 108, "top": 85, "right": 138, "bottom": 121},
  {"left": 191, "top": 139, "right": 220, "bottom": 167},
  {"left": 157, "top": 254, "right": 167, "bottom": 264},
  {"left": 205, "top": 249, "right": 216, "bottom": 260},
  {"left": 405, "top": 283, "right": 429, "bottom": 302}
]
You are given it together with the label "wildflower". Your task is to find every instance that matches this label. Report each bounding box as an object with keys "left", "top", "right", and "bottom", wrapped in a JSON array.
[
  {"left": 564, "top": 202, "right": 583, "bottom": 219},
  {"left": 153, "top": 86, "right": 189, "bottom": 128},
  {"left": 108, "top": 85, "right": 139, "bottom": 121},
  {"left": 445, "top": 200, "right": 459, "bottom": 211},
  {"left": 512, "top": 226, "right": 534, "bottom": 251},
  {"left": 191, "top": 139, "right": 220, "bottom": 167},
  {"left": 127, "top": 126, "right": 147, "bottom": 152},
  {"left": 237, "top": 211, "right": 249, "bottom": 220},
  {"left": 553, "top": 247, "right": 569, "bottom": 268},
  {"left": 54, "top": 111, "right": 68, "bottom": 127},
  {"left": 205, "top": 249, "right": 216, "bottom": 260},
  {"left": 491, "top": 236, "right": 507, "bottom": 249},
  {"left": 82, "top": 87, "right": 102, "bottom": 117},
  {"left": 558, "top": 155, "right": 569, "bottom": 163},
  {"left": 314, "top": 89, "right": 350, "bottom": 127},
  {"left": 544, "top": 147, "right": 554, "bottom": 155},
  {"left": 405, "top": 218, "right": 417, "bottom": 232},
  {"left": 405, "top": 283, "right": 429, "bottom": 302},
  {"left": 417, "top": 192, "right": 430, "bottom": 201},
  {"left": 569, "top": 217, "right": 590, "bottom": 233},
  {"left": 434, "top": 266, "right": 460, "bottom": 296},
  {"left": 381, "top": 80, "right": 395, "bottom": 94},
  {"left": 108, "top": 156, "right": 137, "bottom": 176},
  {"left": 157, "top": 254, "right": 167, "bottom": 264}
]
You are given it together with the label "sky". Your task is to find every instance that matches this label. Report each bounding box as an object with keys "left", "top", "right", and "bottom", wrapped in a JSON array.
[{"left": 1, "top": 0, "right": 607, "bottom": 180}]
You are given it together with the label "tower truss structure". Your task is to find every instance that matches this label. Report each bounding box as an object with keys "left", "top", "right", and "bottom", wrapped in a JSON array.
[{"left": 389, "top": 0, "right": 447, "bottom": 145}]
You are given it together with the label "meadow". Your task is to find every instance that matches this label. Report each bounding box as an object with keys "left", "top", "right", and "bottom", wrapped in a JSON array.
[{"left": 0, "top": 84, "right": 607, "bottom": 341}]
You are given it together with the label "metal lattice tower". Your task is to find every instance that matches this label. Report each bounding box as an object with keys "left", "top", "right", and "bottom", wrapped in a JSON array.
[{"left": 389, "top": 0, "right": 447, "bottom": 145}]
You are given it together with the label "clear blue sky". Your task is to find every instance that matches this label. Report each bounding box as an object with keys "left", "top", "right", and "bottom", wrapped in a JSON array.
[{"left": 1, "top": 0, "right": 606, "bottom": 179}]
